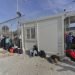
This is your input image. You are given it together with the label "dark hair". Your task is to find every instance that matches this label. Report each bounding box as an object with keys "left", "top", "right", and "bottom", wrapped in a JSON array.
[{"left": 33, "top": 45, "right": 38, "bottom": 50}]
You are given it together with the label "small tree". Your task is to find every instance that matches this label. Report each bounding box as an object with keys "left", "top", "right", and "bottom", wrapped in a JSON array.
[{"left": 2, "top": 25, "right": 9, "bottom": 32}]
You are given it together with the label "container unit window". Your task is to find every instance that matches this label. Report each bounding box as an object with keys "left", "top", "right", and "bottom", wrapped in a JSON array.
[
  {"left": 26, "top": 28, "right": 30, "bottom": 39},
  {"left": 26, "top": 27, "right": 35, "bottom": 40},
  {"left": 31, "top": 27, "right": 35, "bottom": 39}
]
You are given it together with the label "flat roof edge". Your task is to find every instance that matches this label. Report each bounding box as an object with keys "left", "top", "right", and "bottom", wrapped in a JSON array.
[{"left": 23, "top": 11, "right": 75, "bottom": 24}]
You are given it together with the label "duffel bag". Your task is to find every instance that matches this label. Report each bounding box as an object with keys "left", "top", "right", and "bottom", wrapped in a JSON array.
[
  {"left": 17, "top": 48, "right": 23, "bottom": 54},
  {"left": 70, "top": 50, "right": 75, "bottom": 59},
  {"left": 14, "top": 48, "right": 18, "bottom": 53},
  {"left": 39, "top": 50, "right": 46, "bottom": 58}
]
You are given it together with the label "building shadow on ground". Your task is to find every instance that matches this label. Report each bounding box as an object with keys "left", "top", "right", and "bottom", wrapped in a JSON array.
[
  {"left": 56, "top": 63, "right": 75, "bottom": 72},
  {"left": 61, "top": 59, "right": 75, "bottom": 67}
]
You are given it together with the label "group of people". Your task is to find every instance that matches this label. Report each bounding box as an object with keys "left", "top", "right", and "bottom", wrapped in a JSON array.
[
  {"left": 0, "top": 35, "right": 21, "bottom": 50},
  {"left": 65, "top": 32, "right": 75, "bottom": 49}
]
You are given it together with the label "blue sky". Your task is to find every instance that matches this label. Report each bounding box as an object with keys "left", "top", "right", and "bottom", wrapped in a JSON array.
[{"left": 0, "top": 0, "right": 75, "bottom": 23}]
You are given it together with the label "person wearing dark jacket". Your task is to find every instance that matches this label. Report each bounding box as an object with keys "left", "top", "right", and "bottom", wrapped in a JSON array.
[
  {"left": 31, "top": 45, "right": 38, "bottom": 56},
  {"left": 72, "top": 36, "right": 75, "bottom": 49},
  {"left": 66, "top": 32, "right": 73, "bottom": 49},
  {"left": 1, "top": 36, "right": 6, "bottom": 49},
  {"left": 14, "top": 37, "right": 20, "bottom": 48},
  {"left": 33, "top": 45, "right": 38, "bottom": 55}
]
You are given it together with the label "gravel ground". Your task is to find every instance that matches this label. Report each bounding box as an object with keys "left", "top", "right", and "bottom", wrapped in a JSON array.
[{"left": 0, "top": 54, "right": 75, "bottom": 75}]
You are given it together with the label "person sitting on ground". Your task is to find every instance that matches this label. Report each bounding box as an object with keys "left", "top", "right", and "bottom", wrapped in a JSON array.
[
  {"left": 30, "top": 45, "right": 38, "bottom": 56},
  {"left": 30, "top": 49, "right": 33, "bottom": 56},
  {"left": 33, "top": 45, "right": 38, "bottom": 56}
]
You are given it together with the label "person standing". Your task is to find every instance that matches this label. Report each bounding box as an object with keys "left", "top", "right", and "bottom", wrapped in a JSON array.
[
  {"left": 5, "top": 37, "right": 11, "bottom": 50},
  {"left": 66, "top": 32, "right": 73, "bottom": 49}
]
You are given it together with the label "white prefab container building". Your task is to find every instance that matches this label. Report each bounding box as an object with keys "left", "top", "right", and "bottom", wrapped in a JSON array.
[{"left": 22, "top": 11, "right": 75, "bottom": 56}]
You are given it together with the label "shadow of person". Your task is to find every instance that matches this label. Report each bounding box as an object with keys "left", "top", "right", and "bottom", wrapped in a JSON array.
[{"left": 56, "top": 64, "right": 75, "bottom": 72}]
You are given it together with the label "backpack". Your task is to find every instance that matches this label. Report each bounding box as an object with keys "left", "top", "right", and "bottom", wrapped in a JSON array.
[
  {"left": 39, "top": 50, "right": 46, "bottom": 58},
  {"left": 17, "top": 48, "right": 23, "bottom": 54}
]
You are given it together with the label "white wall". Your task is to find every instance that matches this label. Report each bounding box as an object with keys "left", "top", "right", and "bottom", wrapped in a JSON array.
[
  {"left": 38, "top": 19, "right": 58, "bottom": 55},
  {"left": 23, "top": 16, "right": 64, "bottom": 56}
]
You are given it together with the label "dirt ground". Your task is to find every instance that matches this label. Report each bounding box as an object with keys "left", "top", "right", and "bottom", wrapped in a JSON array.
[{"left": 0, "top": 53, "right": 75, "bottom": 75}]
